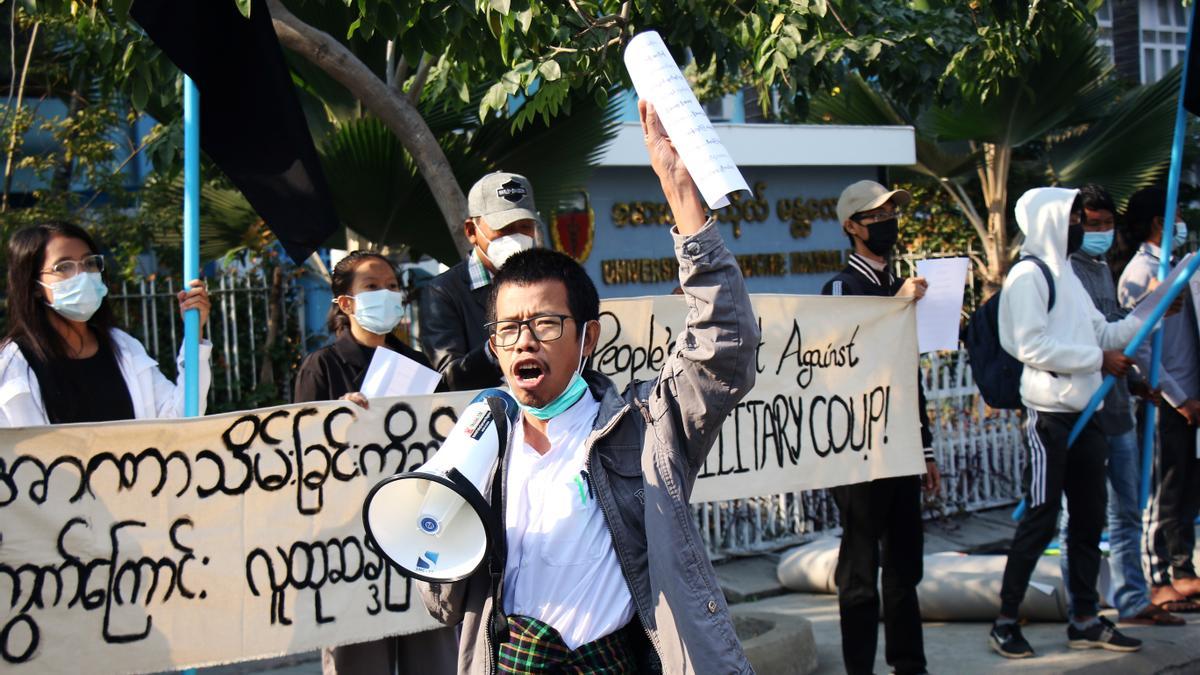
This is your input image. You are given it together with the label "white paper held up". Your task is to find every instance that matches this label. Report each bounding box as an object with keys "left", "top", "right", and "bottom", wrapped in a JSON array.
[
  {"left": 360, "top": 347, "right": 441, "bottom": 398},
  {"left": 915, "top": 257, "right": 970, "bottom": 353},
  {"left": 623, "top": 31, "right": 749, "bottom": 209}
]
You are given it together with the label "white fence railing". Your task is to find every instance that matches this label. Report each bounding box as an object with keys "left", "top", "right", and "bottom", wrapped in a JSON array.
[{"left": 109, "top": 272, "right": 308, "bottom": 412}]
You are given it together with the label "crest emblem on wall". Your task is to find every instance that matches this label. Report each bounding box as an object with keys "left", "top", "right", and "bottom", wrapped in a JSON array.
[{"left": 550, "top": 192, "right": 595, "bottom": 263}]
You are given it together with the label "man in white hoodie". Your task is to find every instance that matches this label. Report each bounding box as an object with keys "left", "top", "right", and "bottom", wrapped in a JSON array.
[{"left": 990, "top": 187, "right": 1145, "bottom": 659}]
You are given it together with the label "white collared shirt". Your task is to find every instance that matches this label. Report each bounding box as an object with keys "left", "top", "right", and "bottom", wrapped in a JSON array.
[{"left": 502, "top": 392, "right": 635, "bottom": 649}]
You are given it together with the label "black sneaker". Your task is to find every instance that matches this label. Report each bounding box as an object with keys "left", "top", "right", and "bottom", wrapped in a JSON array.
[
  {"left": 990, "top": 622, "right": 1034, "bottom": 659},
  {"left": 1067, "top": 616, "right": 1142, "bottom": 652}
]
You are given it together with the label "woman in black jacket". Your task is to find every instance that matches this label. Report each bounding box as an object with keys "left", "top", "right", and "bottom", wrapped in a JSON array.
[{"left": 294, "top": 251, "right": 456, "bottom": 675}]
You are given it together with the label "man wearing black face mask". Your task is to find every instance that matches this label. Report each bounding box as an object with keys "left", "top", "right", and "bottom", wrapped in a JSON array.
[{"left": 821, "top": 180, "right": 940, "bottom": 675}]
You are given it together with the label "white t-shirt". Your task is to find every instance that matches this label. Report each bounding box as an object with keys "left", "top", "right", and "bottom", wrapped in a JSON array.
[{"left": 501, "top": 392, "right": 636, "bottom": 649}]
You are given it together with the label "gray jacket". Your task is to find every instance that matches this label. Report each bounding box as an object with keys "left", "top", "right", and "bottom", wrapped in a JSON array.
[
  {"left": 1118, "top": 243, "right": 1200, "bottom": 408},
  {"left": 418, "top": 221, "right": 760, "bottom": 674},
  {"left": 1069, "top": 251, "right": 1134, "bottom": 434}
]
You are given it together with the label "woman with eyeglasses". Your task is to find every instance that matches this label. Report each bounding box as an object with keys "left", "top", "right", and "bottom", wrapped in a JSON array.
[
  {"left": 0, "top": 222, "right": 212, "bottom": 426},
  {"left": 293, "top": 250, "right": 456, "bottom": 675}
]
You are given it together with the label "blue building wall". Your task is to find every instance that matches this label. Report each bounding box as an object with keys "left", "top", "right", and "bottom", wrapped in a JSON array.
[{"left": 576, "top": 164, "right": 873, "bottom": 298}]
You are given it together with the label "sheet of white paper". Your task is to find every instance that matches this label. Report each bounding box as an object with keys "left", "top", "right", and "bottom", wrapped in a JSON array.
[
  {"left": 360, "top": 347, "right": 440, "bottom": 398},
  {"left": 914, "top": 257, "right": 970, "bottom": 353},
  {"left": 1132, "top": 252, "right": 1196, "bottom": 322},
  {"left": 623, "top": 31, "right": 749, "bottom": 209}
]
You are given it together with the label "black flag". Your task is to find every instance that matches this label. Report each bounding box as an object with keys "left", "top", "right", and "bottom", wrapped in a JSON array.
[
  {"left": 1182, "top": 3, "right": 1200, "bottom": 116},
  {"left": 131, "top": 0, "right": 338, "bottom": 264}
]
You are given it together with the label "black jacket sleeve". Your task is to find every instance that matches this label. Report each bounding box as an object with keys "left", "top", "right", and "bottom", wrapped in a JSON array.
[
  {"left": 418, "top": 282, "right": 502, "bottom": 391},
  {"left": 294, "top": 352, "right": 331, "bottom": 403}
]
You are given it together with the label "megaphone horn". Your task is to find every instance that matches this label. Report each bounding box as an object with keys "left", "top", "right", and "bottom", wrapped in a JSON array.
[{"left": 363, "top": 389, "right": 518, "bottom": 583}]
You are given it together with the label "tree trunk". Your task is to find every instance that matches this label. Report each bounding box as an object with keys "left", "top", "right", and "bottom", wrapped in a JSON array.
[
  {"left": 266, "top": 0, "right": 470, "bottom": 257},
  {"left": 977, "top": 142, "right": 1013, "bottom": 300}
]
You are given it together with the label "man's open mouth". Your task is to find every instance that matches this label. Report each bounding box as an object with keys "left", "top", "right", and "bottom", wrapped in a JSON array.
[{"left": 512, "top": 361, "right": 546, "bottom": 389}]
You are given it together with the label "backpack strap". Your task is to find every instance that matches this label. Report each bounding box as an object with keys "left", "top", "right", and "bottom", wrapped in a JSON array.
[{"left": 1018, "top": 255, "right": 1056, "bottom": 312}]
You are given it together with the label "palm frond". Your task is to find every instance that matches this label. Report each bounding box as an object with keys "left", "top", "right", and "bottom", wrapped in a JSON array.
[{"left": 1046, "top": 66, "right": 1180, "bottom": 207}]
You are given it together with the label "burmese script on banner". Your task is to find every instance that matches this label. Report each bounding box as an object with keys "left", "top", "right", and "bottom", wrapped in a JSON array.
[{"left": 0, "top": 294, "right": 924, "bottom": 672}]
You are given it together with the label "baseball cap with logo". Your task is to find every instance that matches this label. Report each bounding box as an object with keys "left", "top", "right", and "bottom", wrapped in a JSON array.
[
  {"left": 836, "top": 180, "right": 912, "bottom": 225},
  {"left": 467, "top": 171, "right": 543, "bottom": 230}
]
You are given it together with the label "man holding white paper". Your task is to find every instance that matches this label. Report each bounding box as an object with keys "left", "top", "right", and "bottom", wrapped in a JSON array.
[{"left": 821, "top": 180, "right": 939, "bottom": 675}]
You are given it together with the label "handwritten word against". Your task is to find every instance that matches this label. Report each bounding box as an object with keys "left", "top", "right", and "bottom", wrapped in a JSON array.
[{"left": 0, "top": 392, "right": 477, "bottom": 673}]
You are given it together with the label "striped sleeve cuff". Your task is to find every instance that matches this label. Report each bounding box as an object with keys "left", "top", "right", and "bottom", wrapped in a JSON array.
[{"left": 923, "top": 447, "right": 936, "bottom": 462}]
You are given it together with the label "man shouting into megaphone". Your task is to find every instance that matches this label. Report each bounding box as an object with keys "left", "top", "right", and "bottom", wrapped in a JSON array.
[{"left": 416, "top": 100, "right": 760, "bottom": 674}]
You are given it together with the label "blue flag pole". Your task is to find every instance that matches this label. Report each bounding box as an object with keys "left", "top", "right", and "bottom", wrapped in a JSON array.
[
  {"left": 183, "top": 76, "right": 200, "bottom": 419},
  {"left": 179, "top": 76, "right": 200, "bottom": 675}
]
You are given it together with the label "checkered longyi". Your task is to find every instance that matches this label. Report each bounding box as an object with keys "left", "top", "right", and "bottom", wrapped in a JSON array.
[{"left": 496, "top": 615, "right": 636, "bottom": 673}]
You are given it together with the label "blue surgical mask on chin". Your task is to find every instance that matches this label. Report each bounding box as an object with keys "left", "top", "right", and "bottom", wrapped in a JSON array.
[
  {"left": 519, "top": 321, "right": 592, "bottom": 421},
  {"left": 1173, "top": 221, "right": 1189, "bottom": 251},
  {"left": 1080, "top": 231, "right": 1113, "bottom": 257}
]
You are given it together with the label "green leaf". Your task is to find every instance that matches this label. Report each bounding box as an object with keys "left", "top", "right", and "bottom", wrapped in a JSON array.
[
  {"left": 777, "top": 36, "right": 797, "bottom": 59},
  {"left": 770, "top": 13, "right": 785, "bottom": 34},
  {"left": 130, "top": 75, "right": 149, "bottom": 112},
  {"left": 480, "top": 82, "right": 508, "bottom": 120},
  {"left": 811, "top": 0, "right": 827, "bottom": 18},
  {"left": 538, "top": 59, "right": 562, "bottom": 81},
  {"left": 489, "top": 0, "right": 512, "bottom": 13},
  {"left": 234, "top": 0, "right": 252, "bottom": 19},
  {"left": 111, "top": 0, "right": 133, "bottom": 22}
]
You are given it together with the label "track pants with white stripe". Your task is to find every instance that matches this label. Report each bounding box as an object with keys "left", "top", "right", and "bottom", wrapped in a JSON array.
[
  {"left": 1143, "top": 405, "right": 1200, "bottom": 586},
  {"left": 999, "top": 409, "right": 1109, "bottom": 618}
]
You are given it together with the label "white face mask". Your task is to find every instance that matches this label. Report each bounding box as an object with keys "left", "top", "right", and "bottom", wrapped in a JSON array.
[
  {"left": 1173, "top": 221, "right": 1189, "bottom": 251},
  {"left": 480, "top": 233, "right": 534, "bottom": 270},
  {"left": 347, "top": 288, "right": 404, "bottom": 335},
  {"left": 40, "top": 271, "right": 107, "bottom": 322}
]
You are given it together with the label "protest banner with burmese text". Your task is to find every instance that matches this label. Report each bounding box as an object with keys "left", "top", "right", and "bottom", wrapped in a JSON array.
[{"left": 0, "top": 294, "right": 923, "bottom": 672}]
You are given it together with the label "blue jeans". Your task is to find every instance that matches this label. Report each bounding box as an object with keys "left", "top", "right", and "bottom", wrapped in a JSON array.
[{"left": 1059, "top": 428, "right": 1150, "bottom": 618}]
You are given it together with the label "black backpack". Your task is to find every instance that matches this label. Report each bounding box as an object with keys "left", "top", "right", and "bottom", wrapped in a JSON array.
[{"left": 962, "top": 256, "right": 1055, "bottom": 410}]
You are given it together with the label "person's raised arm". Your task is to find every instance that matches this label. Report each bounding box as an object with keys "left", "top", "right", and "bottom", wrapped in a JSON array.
[
  {"left": 637, "top": 100, "right": 759, "bottom": 474},
  {"left": 639, "top": 100, "right": 706, "bottom": 236}
]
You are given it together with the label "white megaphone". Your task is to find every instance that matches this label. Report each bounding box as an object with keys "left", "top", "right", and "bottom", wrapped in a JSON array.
[{"left": 363, "top": 388, "right": 518, "bottom": 583}]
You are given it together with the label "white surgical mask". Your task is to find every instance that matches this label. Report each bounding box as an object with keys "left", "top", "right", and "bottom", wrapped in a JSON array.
[
  {"left": 480, "top": 233, "right": 534, "bottom": 270},
  {"left": 348, "top": 289, "right": 404, "bottom": 335},
  {"left": 40, "top": 271, "right": 107, "bottom": 322},
  {"left": 1173, "top": 221, "right": 1189, "bottom": 251}
]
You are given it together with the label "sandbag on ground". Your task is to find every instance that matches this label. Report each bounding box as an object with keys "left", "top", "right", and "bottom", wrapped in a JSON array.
[{"left": 777, "top": 538, "right": 1111, "bottom": 622}]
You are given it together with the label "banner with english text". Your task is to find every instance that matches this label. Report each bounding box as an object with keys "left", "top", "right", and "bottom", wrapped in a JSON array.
[{"left": 0, "top": 294, "right": 923, "bottom": 672}]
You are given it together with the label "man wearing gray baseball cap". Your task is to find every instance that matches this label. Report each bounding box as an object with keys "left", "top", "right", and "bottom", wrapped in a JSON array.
[{"left": 420, "top": 172, "right": 543, "bottom": 391}]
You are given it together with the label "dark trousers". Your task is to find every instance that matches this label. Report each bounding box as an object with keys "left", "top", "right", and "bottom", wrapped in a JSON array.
[
  {"left": 1144, "top": 405, "right": 1200, "bottom": 585},
  {"left": 834, "top": 475, "right": 925, "bottom": 675},
  {"left": 1000, "top": 410, "right": 1109, "bottom": 618}
]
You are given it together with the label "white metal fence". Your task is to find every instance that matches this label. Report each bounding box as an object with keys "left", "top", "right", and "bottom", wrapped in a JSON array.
[{"left": 109, "top": 271, "right": 308, "bottom": 413}]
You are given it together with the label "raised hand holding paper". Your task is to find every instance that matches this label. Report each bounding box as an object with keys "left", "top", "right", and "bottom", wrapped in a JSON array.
[{"left": 623, "top": 31, "right": 749, "bottom": 209}]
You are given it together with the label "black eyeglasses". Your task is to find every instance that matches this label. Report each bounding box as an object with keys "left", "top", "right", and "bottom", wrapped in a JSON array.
[
  {"left": 486, "top": 314, "right": 573, "bottom": 347},
  {"left": 850, "top": 210, "right": 899, "bottom": 226},
  {"left": 40, "top": 254, "right": 104, "bottom": 278}
]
